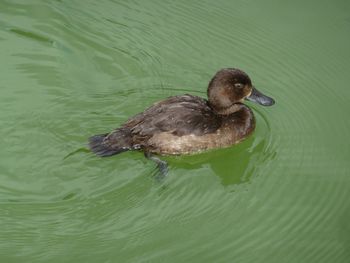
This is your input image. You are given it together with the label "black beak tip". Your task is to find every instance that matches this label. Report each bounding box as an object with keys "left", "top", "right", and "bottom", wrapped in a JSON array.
[{"left": 264, "top": 97, "right": 275, "bottom": 106}]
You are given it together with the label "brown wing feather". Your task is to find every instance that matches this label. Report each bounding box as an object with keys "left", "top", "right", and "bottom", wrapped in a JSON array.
[{"left": 123, "top": 95, "right": 221, "bottom": 139}]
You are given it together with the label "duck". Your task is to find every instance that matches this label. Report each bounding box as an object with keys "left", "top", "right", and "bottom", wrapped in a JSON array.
[{"left": 89, "top": 68, "right": 275, "bottom": 174}]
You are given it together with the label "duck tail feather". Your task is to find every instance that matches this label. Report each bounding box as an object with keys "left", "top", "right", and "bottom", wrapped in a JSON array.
[{"left": 88, "top": 133, "right": 129, "bottom": 157}]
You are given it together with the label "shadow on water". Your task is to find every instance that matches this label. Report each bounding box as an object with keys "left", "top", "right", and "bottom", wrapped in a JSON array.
[
  {"left": 63, "top": 147, "right": 90, "bottom": 160},
  {"left": 210, "top": 136, "right": 274, "bottom": 186}
]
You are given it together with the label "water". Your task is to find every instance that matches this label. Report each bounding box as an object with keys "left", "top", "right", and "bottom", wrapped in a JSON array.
[{"left": 1, "top": 0, "right": 349, "bottom": 262}]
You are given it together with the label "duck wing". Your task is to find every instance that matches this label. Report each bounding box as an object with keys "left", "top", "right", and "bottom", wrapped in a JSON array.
[{"left": 123, "top": 95, "right": 221, "bottom": 138}]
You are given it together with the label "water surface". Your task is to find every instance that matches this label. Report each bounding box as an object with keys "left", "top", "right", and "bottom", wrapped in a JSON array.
[{"left": 0, "top": 0, "right": 349, "bottom": 262}]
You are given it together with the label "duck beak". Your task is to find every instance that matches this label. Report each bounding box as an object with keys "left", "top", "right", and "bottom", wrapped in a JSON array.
[{"left": 245, "top": 86, "right": 275, "bottom": 106}]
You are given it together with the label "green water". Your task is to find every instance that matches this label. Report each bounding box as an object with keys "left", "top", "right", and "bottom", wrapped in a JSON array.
[{"left": 1, "top": 0, "right": 350, "bottom": 262}]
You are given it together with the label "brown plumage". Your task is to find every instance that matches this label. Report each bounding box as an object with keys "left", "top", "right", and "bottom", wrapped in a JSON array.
[{"left": 89, "top": 68, "right": 275, "bottom": 158}]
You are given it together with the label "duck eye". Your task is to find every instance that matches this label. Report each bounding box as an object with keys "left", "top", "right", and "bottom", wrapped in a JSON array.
[{"left": 234, "top": 83, "right": 243, "bottom": 89}]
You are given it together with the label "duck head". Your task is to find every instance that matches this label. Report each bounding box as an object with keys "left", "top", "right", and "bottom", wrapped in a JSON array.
[{"left": 207, "top": 68, "right": 275, "bottom": 114}]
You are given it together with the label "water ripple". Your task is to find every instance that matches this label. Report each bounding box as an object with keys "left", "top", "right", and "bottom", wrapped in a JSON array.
[{"left": 0, "top": 0, "right": 349, "bottom": 262}]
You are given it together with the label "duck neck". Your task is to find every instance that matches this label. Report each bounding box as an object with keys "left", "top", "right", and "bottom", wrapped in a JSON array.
[{"left": 211, "top": 103, "right": 244, "bottom": 115}]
